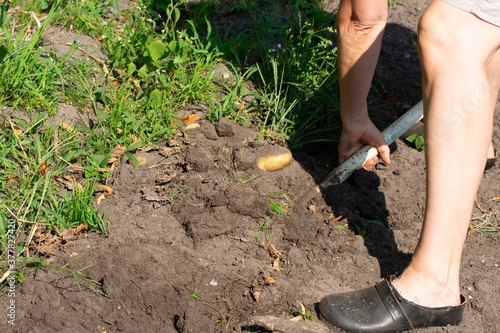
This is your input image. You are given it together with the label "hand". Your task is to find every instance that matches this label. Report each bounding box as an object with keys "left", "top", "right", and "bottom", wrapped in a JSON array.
[{"left": 338, "top": 119, "right": 391, "bottom": 170}]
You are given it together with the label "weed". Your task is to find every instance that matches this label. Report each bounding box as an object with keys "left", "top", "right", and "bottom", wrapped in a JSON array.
[
  {"left": 353, "top": 219, "right": 387, "bottom": 237},
  {"left": 253, "top": 216, "right": 272, "bottom": 239},
  {"left": 208, "top": 62, "right": 258, "bottom": 124},
  {"left": 291, "top": 309, "right": 314, "bottom": 320},
  {"left": 269, "top": 199, "right": 286, "bottom": 217},
  {"left": 168, "top": 185, "right": 187, "bottom": 202},
  {"left": 406, "top": 133, "right": 425, "bottom": 151},
  {"left": 301, "top": 263, "right": 316, "bottom": 275}
]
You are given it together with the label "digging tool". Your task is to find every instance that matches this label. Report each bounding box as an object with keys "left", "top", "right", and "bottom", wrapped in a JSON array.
[{"left": 296, "top": 100, "right": 424, "bottom": 206}]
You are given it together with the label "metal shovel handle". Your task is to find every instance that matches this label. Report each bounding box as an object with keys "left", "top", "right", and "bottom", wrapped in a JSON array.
[{"left": 296, "top": 100, "right": 424, "bottom": 206}]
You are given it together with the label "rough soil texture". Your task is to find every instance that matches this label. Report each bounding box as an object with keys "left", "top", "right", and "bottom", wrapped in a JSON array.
[{"left": 2, "top": 1, "right": 500, "bottom": 332}]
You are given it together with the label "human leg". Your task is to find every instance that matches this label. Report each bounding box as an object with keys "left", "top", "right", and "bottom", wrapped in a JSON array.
[{"left": 391, "top": 0, "right": 500, "bottom": 308}]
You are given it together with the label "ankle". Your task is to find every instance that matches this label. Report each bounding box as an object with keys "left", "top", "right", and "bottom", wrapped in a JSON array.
[{"left": 391, "top": 266, "right": 461, "bottom": 307}]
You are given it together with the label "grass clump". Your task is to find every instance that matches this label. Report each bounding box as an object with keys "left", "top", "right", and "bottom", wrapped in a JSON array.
[
  {"left": 1, "top": 0, "right": 346, "bottom": 288},
  {"left": 198, "top": 0, "right": 341, "bottom": 148}
]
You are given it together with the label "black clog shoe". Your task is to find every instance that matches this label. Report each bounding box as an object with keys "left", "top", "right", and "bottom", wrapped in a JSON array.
[{"left": 319, "top": 279, "right": 465, "bottom": 333}]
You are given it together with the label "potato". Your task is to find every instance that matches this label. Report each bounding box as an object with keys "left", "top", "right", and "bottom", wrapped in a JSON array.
[{"left": 256, "top": 151, "right": 293, "bottom": 171}]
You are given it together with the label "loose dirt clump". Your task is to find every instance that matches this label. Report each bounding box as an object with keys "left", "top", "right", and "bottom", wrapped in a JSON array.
[{"left": 1, "top": 1, "right": 499, "bottom": 333}]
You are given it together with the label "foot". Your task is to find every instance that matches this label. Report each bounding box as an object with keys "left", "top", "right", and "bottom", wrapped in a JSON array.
[
  {"left": 319, "top": 279, "right": 465, "bottom": 333},
  {"left": 390, "top": 265, "right": 462, "bottom": 308}
]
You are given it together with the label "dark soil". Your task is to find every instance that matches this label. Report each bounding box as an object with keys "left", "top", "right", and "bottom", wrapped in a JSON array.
[{"left": 2, "top": 1, "right": 500, "bottom": 332}]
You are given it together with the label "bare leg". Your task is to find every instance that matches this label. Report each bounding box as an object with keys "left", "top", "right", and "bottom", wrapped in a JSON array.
[{"left": 392, "top": 0, "right": 500, "bottom": 307}]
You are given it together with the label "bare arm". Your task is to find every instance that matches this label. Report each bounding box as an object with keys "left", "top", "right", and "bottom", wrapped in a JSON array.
[{"left": 337, "top": 0, "right": 390, "bottom": 168}]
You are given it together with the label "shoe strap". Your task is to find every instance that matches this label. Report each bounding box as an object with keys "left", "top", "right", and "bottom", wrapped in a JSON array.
[{"left": 375, "top": 280, "right": 415, "bottom": 332}]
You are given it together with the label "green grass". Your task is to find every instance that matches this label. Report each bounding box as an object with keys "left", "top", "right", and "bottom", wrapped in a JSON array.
[{"left": 0, "top": 0, "right": 346, "bottom": 287}]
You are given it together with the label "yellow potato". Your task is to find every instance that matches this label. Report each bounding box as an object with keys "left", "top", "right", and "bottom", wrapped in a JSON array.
[{"left": 257, "top": 151, "right": 293, "bottom": 171}]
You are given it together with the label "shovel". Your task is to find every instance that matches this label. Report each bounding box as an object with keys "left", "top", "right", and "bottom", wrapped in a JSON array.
[{"left": 296, "top": 100, "right": 424, "bottom": 206}]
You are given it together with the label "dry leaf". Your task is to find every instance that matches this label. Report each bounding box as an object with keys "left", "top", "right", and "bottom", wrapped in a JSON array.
[
  {"left": 266, "top": 243, "right": 279, "bottom": 257},
  {"left": 181, "top": 114, "right": 200, "bottom": 125},
  {"left": 252, "top": 288, "right": 262, "bottom": 302},
  {"left": 96, "top": 184, "right": 113, "bottom": 204},
  {"left": 8, "top": 119, "right": 23, "bottom": 136},
  {"left": 143, "top": 145, "right": 159, "bottom": 152},
  {"left": 159, "top": 147, "right": 174, "bottom": 157},
  {"left": 273, "top": 256, "right": 280, "bottom": 268},
  {"left": 59, "top": 122, "right": 75, "bottom": 132},
  {"left": 211, "top": 315, "right": 222, "bottom": 322},
  {"left": 107, "top": 157, "right": 118, "bottom": 164},
  {"left": 12, "top": 124, "right": 23, "bottom": 136},
  {"left": 112, "top": 145, "right": 127, "bottom": 157},
  {"left": 96, "top": 184, "right": 113, "bottom": 194},
  {"left": 107, "top": 145, "right": 127, "bottom": 164},
  {"left": 75, "top": 223, "right": 88, "bottom": 233},
  {"left": 328, "top": 213, "right": 343, "bottom": 222},
  {"left": 298, "top": 301, "right": 306, "bottom": 316},
  {"left": 308, "top": 204, "right": 316, "bottom": 213},
  {"left": 238, "top": 100, "right": 246, "bottom": 112},
  {"left": 38, "top": 162, "right": 47, "bottom": 175},
  {"left": 129, "top": 134, "right": 140, "bottom": 143},
  {"left": 185, "top": 123, "right": 200, "bottom": 130},
  {"left": 5, "top": 175, "right": 18, "bottom": 186},
  {"left": 55, "top": 175, "right": 79, "bottom": 190},
  {"left": 96, "top": 193, "right": 107, "bottom": 205},
  {"left": 263, "top": 276, "right": 276, "bottom": 284}
]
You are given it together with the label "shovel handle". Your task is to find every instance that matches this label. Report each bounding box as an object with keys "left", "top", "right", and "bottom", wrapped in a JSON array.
[{"left": 296, "top": 101, "right": 424, "bottom": 206}]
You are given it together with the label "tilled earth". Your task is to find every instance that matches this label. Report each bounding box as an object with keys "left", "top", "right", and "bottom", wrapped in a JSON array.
[{"left": 1, "top": 1, "right": 499, "bottom": 332}]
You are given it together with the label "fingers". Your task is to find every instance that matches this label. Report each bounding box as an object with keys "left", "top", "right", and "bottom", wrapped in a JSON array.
[
  {"left": 362, "top": 155, "right": 379, "bottom": 171},
  {"left": 377, "top": 143, "right": 391, "bottom": 165},
  {"left": 338, "top": 121, "right": 391, "bottom": 170}
]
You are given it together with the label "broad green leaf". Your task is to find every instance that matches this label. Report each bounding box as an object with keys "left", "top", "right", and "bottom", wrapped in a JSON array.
[
  {"left": 149, "top": 40, "right": 166, "bottom": 62},
  {"left": 127, "top": 140, "right": 145, "bottom": 151},
  {"left": 149, "top": 89, "right": 162, "bottom": 105},
  {"left": 406, "top": 134, "right": 417, "bottom": 143},
  {"left": 137, "top": 64, "right": 148, "bottom": 77},
  {"left": 127, "top": 62, "right": 137, "bottom": 76}
]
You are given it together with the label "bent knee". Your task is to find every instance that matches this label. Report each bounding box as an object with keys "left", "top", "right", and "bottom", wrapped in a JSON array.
[
  {"left": 418, "top": 9, "right": 452, "bottom": 54},
  {"left": 418, "top": 2, "right": 471, "bottom": 60},
  {"left": 338, "top": 1, "right": 387, "bottom": 36}
]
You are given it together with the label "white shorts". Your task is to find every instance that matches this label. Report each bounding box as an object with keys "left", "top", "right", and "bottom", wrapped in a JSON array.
[{"left": 442, "top": 0, "right": 500, "bottom": 27}]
